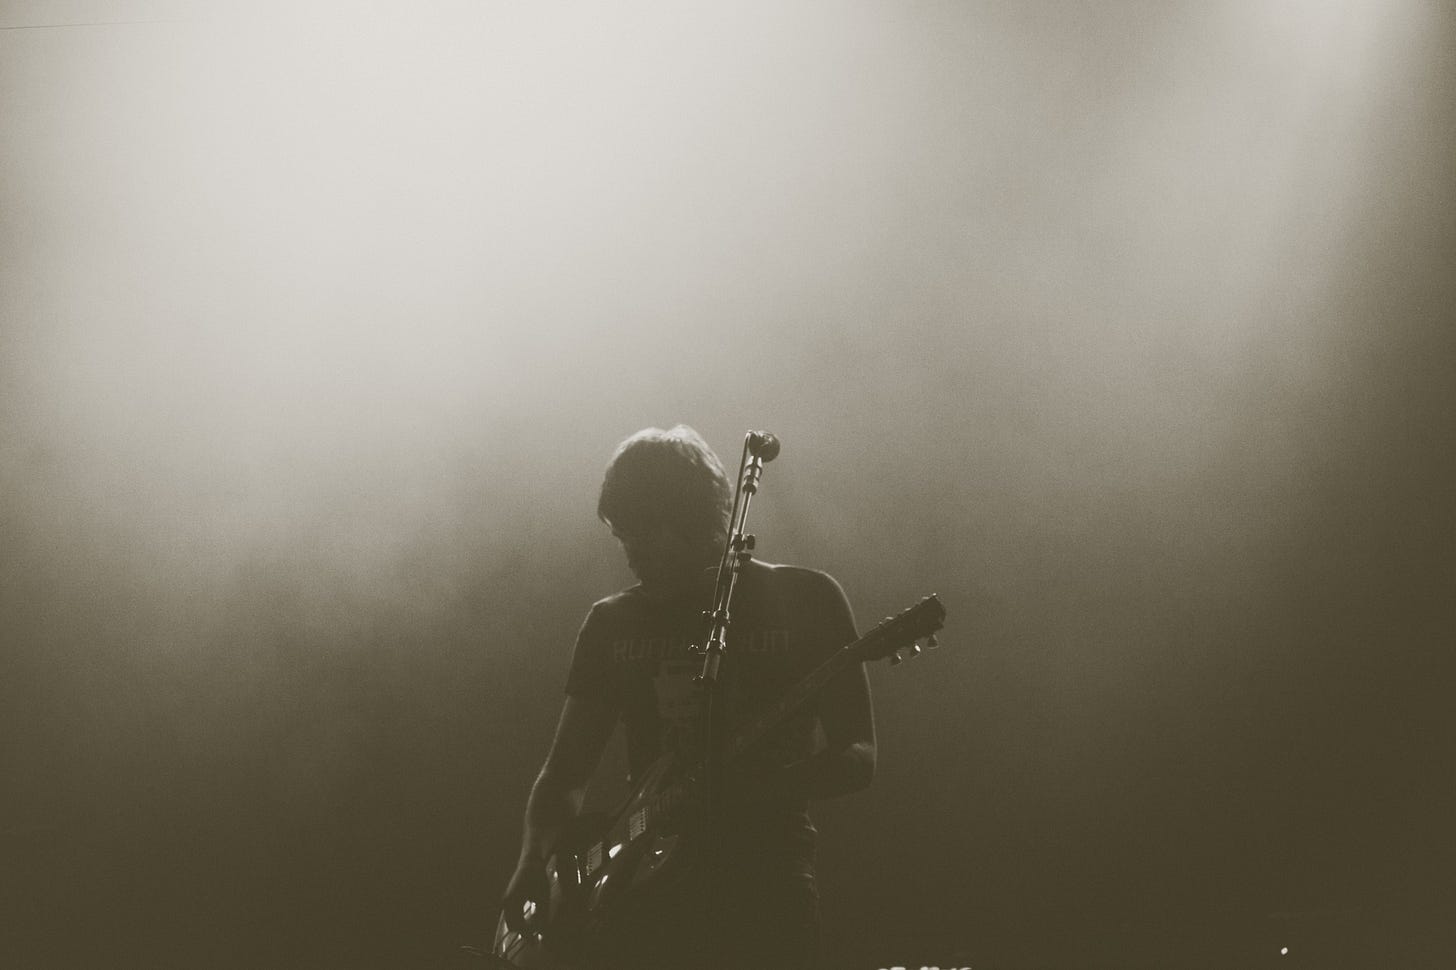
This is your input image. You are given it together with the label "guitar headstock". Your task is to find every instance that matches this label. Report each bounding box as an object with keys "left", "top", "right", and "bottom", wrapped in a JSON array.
[{"left": 852, "top": 594, "right": 946, "bottom": 666}]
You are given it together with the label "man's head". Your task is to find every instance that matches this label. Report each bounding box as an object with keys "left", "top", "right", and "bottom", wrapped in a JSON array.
[{"left": 597, "top": 425, "right": 731, "bottom": 590}]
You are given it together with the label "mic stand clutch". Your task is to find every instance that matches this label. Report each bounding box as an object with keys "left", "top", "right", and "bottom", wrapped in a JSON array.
[{"left": 690, "top": 430, "right": 778, "bottom": 963}]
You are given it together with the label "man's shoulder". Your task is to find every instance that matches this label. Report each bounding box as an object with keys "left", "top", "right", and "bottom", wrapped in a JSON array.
[
  {"left": 752, "top": 561, "right": 848, "bottom": 601},
  {"left": 754, "top": 559, "right": 838, "bottom": 584},
  {"left": 591, "top": 585, "right": 644, "bottom": 610},
  {"left": 584, "top": 584, "right": 648, "bottom": 622}
]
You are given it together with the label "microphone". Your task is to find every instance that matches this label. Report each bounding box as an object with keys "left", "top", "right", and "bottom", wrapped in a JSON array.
[{"left": 747, "top": 431, "right": 781, "bottom": 462}]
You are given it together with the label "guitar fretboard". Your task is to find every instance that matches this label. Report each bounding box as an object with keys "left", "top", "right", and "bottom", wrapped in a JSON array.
[{"left": 724, "top": 645, "right": 856, "bottom": 762}]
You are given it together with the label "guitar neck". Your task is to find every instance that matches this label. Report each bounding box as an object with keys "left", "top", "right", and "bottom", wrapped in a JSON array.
[{"left": 723, "top": 641, "right": 858, "bottom": 764}]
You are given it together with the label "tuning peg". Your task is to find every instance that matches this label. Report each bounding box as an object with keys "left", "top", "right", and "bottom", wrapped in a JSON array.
[{"left": 926, "top": 634, "right": 940, "bottom": 649}]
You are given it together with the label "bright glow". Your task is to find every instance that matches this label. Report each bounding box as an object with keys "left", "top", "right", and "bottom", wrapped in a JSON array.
[
  {"left": 2, "top": 0, "right": 1434, "bottom": 626},
  {"left": 1281, "top": 948, "right": 1289, "bottom": 955},
  {"left": 608, "top": 843, "right": 623, "bottom": 859}
]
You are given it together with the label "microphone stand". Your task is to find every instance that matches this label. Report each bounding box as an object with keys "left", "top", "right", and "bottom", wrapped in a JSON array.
[{"left": 692, "top": 431, "right": 776, "bottom": 959}]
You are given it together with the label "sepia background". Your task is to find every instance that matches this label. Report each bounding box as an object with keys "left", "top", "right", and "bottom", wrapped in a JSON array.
[{"left": 3, "top": 1, "right": 1453, "bottom": 966}]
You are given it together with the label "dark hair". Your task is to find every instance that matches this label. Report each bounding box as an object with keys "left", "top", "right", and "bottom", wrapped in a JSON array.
[{"left": 597, "top": 425, "right": 731, "bottom": 546}]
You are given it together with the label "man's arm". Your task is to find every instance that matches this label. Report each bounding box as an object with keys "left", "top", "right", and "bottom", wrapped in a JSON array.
[
  {"left": 778, "top": 658, "right": 876, "bottom": 800},
  {"left": 739, "top": 571, "right": 877, "bottom": 803},
  {"left": 502, "top": 691, "right": 617, "bottom": 930}
]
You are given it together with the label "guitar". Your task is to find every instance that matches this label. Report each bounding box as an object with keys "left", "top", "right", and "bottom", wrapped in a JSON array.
[{"left": 492, "top": 594, "right": 946, "bottom": 968}]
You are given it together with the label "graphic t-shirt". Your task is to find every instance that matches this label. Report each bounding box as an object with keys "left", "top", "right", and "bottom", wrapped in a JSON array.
[{"left": 564, "top": 559, "right": 858, "bottom": 871}]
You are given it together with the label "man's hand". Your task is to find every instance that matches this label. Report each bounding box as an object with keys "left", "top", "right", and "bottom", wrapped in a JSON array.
[
  {"left": 500, "top": 857, "right": 550, "bottom": 933},
  {"left": 503, "top": 694, "right": 618, "bottom": 933}
]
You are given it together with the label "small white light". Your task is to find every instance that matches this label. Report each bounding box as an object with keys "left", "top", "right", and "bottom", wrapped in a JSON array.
[
  {"left": 608, "top": 843, "right": 623, "bottom": 859},
  {"left": 1281, "top": 947, "right": 1289, "bottom": 956}
]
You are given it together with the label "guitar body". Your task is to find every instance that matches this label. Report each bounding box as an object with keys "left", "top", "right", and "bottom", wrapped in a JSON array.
[
  {"left": 494, "top": 754, "right": 699, "bottom": 968},
  {"left": 492, "top": 809, "right": 608, "bottom": 969}
]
